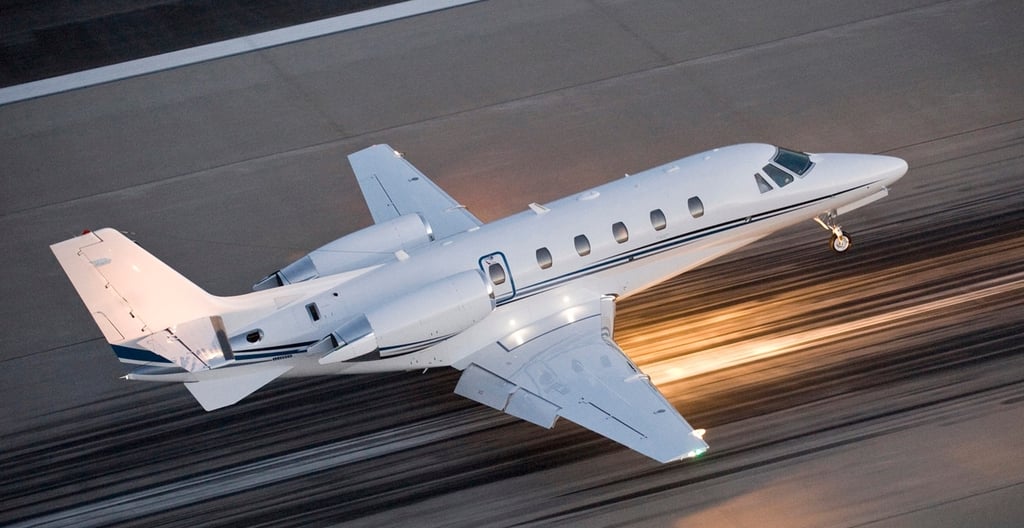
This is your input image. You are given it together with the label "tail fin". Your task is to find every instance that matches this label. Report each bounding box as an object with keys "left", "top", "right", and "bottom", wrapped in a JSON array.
[
  {"left": 50, "top": 228, "right": 230, "bottom": 371},
  {"left": 52, "top": 228, "right": 295, "bottom": 410}
]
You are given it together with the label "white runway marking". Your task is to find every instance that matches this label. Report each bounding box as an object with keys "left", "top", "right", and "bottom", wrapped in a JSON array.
[{"left": 0, "top": 0, "right": 481, "bottom": 106}]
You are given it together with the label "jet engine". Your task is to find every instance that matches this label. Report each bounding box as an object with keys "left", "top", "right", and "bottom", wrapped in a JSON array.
[
  {"left": 253, "top": 214, "right": 433, "bottom": 290},
  {"left": 312, "top": 269, "right": 495, "bottom": 363}
]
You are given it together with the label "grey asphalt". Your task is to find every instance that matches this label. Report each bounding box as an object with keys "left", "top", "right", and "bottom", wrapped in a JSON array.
[
  {"left": 0, "top": 0, "right": 405, "bottom": 86},
  {"left": 2, "top": 0, "right": 1023, "bottom": 526}
]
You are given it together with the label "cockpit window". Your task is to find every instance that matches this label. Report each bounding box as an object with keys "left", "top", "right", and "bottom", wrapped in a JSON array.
[
  {"left": 755, "top": 173, "right": 773, "bottom": 193},
  {"left": 763, "top": 164, "right": 795, "bottom": 187},
  {"left": 773, "top": 147, "right": 813, "bottom": 176}
]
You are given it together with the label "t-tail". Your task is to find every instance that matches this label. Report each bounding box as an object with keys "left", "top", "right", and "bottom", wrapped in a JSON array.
[{"left": 50, "top": 229, "right": 291, "bottom": 410}]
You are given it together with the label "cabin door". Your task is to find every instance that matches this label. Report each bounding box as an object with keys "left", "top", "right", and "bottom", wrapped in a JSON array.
[{"left": 479, "top": 252, "right": 515, "bottom": 303}]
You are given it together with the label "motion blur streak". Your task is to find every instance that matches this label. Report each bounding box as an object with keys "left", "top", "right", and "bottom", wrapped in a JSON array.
[
  {"left": 2, "top": 0, "right": 1024, "bottom": 526},
  {"left": 639, "top": 271, "right": 1024, "bottom": 387},
  {"left": 8, "top": 410, "right": 504, "bottom": 528}
]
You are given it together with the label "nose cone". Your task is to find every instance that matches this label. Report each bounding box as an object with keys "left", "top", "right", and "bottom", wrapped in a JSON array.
[
  {"left": 813, "top": 152, "right": 908, "bottom": 190},
  {"left": 876, "top": 155, "right": 908, "bottom": 187}
]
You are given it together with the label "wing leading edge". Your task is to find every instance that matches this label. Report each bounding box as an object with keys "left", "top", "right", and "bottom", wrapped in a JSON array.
[
  {"left": 348, "top": 145, "right": 482, "bottom": 240},
  {"left": 454, "top": 298, "right": 707, "bottom": 463}
]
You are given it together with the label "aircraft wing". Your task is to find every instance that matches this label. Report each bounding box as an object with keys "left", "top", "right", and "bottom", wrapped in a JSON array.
[
  {"left": 348, "top": 144, "right": 482, "bottom": 240},
  {"left": 453, "top": 297, "right": 708, "bottom": 463}
]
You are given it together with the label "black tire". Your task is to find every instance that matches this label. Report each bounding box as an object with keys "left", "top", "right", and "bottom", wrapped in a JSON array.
[{"left": 830, "top": 233, "right": 852, "bottom": 252}]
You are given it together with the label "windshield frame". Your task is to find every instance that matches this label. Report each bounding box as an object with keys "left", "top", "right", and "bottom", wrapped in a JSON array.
[{"left": 773, "top": 147, "right": 813, "bottom": 176}]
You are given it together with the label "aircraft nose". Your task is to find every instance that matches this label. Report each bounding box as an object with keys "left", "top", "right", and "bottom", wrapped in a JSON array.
[
  {"left": 876, "top": 155, "right": 908, "bottom": 187},
  {"left": 810, "top": 152, "right": 908, "bottom": 193}
]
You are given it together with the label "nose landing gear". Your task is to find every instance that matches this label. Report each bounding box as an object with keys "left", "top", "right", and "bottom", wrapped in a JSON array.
[{"left": 814, "top": 211, "right": 852, "bottom": 253}]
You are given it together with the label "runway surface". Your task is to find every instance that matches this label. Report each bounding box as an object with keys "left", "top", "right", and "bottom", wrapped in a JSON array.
[
  {"left": 2, "top": 0, "right": 1023, "bottom": 526},
  {"left": 0, "top": 0, "right": 407, "bottom": 86}
]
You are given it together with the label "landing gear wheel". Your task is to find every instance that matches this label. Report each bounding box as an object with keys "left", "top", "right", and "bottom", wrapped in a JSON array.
[
  {"left": 830, "top": 232, "right": 852, "bottom": 253},
  {"left": 815, "top": 211, "right": 853, "bottom": 253}
]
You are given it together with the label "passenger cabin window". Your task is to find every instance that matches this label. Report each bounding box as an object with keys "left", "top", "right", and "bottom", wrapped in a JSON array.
[
  {"left": 650, "top": 209, "right": 667, "bottom": 231},
  {"left": 774, "top": 147, "right": 813, "bottom": 176},
  {"left": 687, "top": 196, "right": 704, "bottom": 218},
  {"left": 763, "top": 164, "right": 794, "bottom": 187},
  {"left": 487, "top": 263, "right": 506, "bottom": 285},
  {"left": 536, "top": 247, "right": 553, "bottom": 269},
  {"left": 612, "top": 222, "right": 629, "bottom": 243},
  {"left": 574, "top": 235, "right": 591, "bottom": 256},
  {"left": 755, "top": 173, "right": 773, "bottom": 193},
  {"left": 306, "top": 303, "right": 321, "bottom": 322}
]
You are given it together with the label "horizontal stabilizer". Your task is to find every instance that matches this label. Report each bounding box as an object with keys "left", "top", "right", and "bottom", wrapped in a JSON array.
[{"left": 184, "top": 364, "right": 292, "bottom": 411}]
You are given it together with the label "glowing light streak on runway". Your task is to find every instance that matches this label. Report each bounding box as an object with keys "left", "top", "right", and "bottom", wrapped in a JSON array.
[{"left": 642, "top": 272, "right": 1024, "bottom": 386}]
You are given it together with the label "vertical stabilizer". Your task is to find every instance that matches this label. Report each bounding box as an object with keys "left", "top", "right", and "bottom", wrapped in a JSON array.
[{"left": 51, "top": 229, "right": 228, "bottom": 370}]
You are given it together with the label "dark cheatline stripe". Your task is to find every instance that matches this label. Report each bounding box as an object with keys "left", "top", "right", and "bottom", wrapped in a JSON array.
[
  {"left": 379, "top": 334, "right": 453, "bottom": 356},
  {"left": 233, "top": 350, "right": 303, "bottom": 360},
  {"left": 233, "top": 341, "right": 317, "bottom": 354},
  {"left": 112, "top": 345, "right": 172, "bottom": 363},
  {"left": 109, "top": 185, "right": 870, "bottom": 366},
  {"left": 505, "top": 184, "right": 871, "bottom": 305},
  {"left": 112, "top": 344, "right": 308, "bottom": 365},
  {"left": 233, "top": 340, "right": 317, "bottom": 361}
]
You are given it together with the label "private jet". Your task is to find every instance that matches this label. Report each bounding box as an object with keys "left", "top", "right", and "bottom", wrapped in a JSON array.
[{"left": 51, "top": 143, "right": 906, "bottom": 462}]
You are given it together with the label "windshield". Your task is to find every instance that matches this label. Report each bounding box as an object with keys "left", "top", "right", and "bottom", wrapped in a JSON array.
[
  {"left": 774, "top": 147, "right": 813, "bottom": 176},
  {"left": 763, "top": 164, "right": 794, "bottom": 187}
]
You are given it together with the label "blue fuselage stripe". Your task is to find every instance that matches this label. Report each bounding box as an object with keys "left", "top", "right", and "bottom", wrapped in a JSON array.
[
  {"left": 114, "top": 184, "right": 868, "bottom": 367},
  {"left": 498, "top": 188, "right": 850, "bottom": 305},
  {"left": 112, "top": 345, "right": 172, "bottom": 363}
]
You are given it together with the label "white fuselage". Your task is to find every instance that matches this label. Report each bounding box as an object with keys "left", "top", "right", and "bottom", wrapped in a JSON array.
[
  {"left": 49, "top": 142, "right": 907, "bottom": 459},
  {"left": 132, "top": 143, "right": 907, "bottom": 380}
]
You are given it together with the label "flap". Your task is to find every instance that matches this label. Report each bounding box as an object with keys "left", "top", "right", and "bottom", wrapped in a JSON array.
[{"left": 454, "top": 301, "right": 708, "bottom": 463}]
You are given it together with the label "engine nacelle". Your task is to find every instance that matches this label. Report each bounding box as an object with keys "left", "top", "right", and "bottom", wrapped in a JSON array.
[
  {"left": 314, "top": 269, "right": 495, "bottom": 364},
  {"left": 253, "top": 213, "right": 433, "bottom": 290}
]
